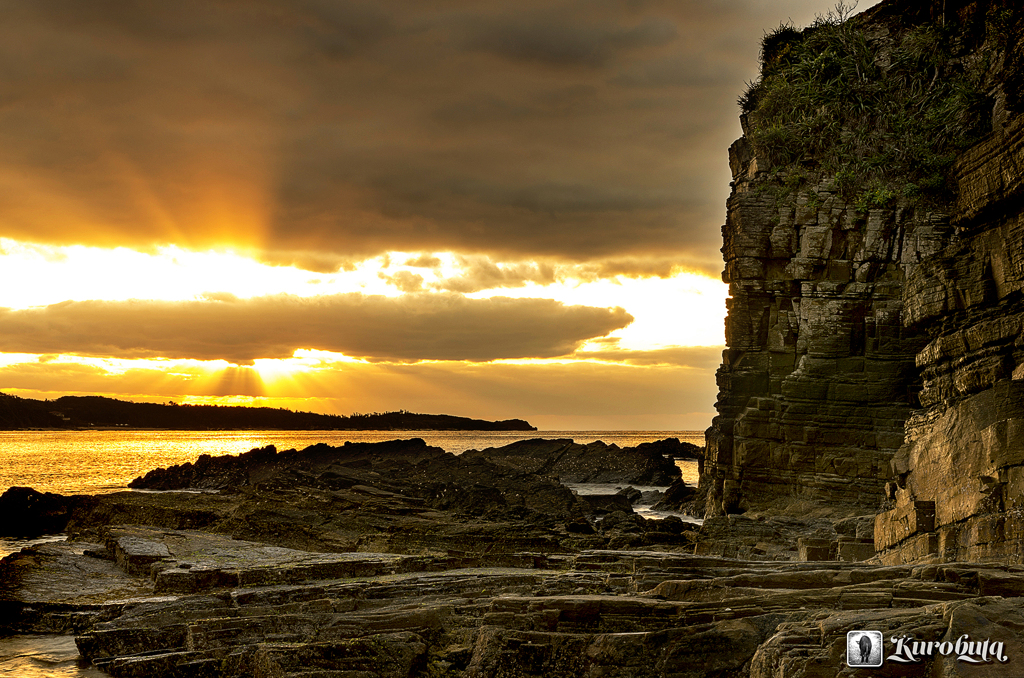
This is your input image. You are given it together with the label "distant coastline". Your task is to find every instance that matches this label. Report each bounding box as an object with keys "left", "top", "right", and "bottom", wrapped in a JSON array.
[{"left": 0, "top": 393, "right": 536, "bottom": 431}]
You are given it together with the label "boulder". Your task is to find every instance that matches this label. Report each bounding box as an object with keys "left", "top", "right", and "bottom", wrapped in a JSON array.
[
  {"left": 0, "top": 487, "right": 86, "bottom": 537},
  {"left": 578, "top": 494, "right": 635, "bottom": 515},
  {"left": 463, "top": 438, "right": 681, "bottom": 485},
  {"left": 652, "top": 478, "right": 697, "bottom": 505},
  {"left": 615, "top": 486, "right": 643, "bottom": 504},
  {"left": 632, "top": 437, "right": 703, "bottom": 460}
]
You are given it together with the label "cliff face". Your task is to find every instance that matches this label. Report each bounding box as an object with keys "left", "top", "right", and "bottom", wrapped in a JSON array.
[
  {"left": 709, "top": 140, "right": 937, "bottom": 515},
  {"left": 878, "top": 110, "right": 1024, "bottom": 564},
  {"left": 710, "top": 0, "right": 1024, "bottom": 566}
]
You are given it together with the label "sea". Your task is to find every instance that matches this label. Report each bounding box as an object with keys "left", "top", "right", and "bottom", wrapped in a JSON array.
[{"left": 0, "top": 429, "right": 703, "bottom": 677}]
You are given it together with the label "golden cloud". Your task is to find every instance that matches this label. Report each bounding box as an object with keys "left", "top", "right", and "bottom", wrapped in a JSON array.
[{"left": 0, "top": 293, "right": 632, "bottom": 364}]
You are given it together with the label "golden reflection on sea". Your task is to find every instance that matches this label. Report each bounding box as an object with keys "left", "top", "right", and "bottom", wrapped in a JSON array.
[{"left": 0, "top": 430, "right": 705, "bottom": 495}]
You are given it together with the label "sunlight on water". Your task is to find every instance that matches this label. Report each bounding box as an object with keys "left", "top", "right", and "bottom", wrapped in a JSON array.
[
  {"left": 565, "top": 459, "right": 703, "bottom": 524},
  {"left": 0, "top": 430, "right": 705, "bottom": 495},
  {"left": 0, "top": 535, "right": 66, "bottom": 560},
  {"left": 0, "top": 635, "right": 105, "bottom": 677}
]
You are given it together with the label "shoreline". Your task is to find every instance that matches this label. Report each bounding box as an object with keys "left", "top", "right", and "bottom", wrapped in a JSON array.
[{"left": 0, "top": 430, "right": 705, "bottom": 497}]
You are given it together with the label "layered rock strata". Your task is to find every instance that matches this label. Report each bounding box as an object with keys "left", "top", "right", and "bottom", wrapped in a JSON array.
[
  {"left": 707, "top": 0, "right": 1024, "bottom": 542},
  {"left": 707, "top": 155, "right": 936, "bottom": 515},
  {"left": 7, "top": 532, "right": 1024, "bottom": 677},
  {"left": 879, "top": 115, "right": 1024, "bottom": 564},
  {"left": 708, "top": 139, "right": 937, "bottom": 516}
]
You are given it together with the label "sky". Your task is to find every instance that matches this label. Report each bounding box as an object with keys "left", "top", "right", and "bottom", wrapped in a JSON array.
[{"left": 0, "top": 0, "right": 881, "bottom": 430}]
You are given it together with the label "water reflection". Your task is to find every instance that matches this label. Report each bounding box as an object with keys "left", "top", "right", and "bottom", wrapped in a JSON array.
[
  {"left": 0, "top": 430, "right": 705, "bottom": 496},
  {"left": 0, "top": 635, "right": 105, "bottom": 678},
  {"left": 0, "top": 535, "right": 66, "bottom": 560}
]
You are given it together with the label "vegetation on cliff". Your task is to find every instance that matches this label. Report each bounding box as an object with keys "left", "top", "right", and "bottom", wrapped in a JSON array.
[
  {"left": 0, "top": 392, "right": 536, "bottom": 431},
  {"left": 740, "top": 2, "right": 998, "bottom": 210}
]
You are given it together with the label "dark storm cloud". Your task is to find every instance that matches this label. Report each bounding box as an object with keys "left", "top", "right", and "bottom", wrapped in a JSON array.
[
  {"left": 0, "top": 294, "right": 632, "bottom": 364},
  {"left": 0, "top": 0, "right": 861, "bottom": 268},
  {"left": 460, "top": 13, "right": 678, "bottom": 68}
]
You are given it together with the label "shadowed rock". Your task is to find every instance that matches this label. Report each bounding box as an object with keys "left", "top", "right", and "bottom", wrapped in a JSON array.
[
  {"left": 0, "top": 486, "right": 89, "bottom": 537},
  {"left": 462, "top": 438, "right": 681, "bottom": 485}
]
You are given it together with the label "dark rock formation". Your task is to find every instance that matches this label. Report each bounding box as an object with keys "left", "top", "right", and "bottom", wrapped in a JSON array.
[
  {"left": 129, "top": 439, "right": 448, "bottom": 490},
  {"left": 631, "top": 438, "right": 704, "bottom": 460},
  {"left": 707, "top": 0, "right": 1024, "bottom": 547},
  {"left": 462, "top": 438, "right": 681, "bottom": 485},
  {"left": 616, "top": 486, "right": 643, "bottom": 504},
  {"left": 96, "top": 439, "right": 596, "bottom": 556},
  {"left": 651, "top": 479, "right": 699, "bottom": 513},
  {"left": 577, "top": 493, "right": 635, "bottom": 515},
  {"left": 0, "top": 486, "right": 87, "bottom": 536},
  {"left": 3, "top": 428, "right": 1024, "bottom": 677}
]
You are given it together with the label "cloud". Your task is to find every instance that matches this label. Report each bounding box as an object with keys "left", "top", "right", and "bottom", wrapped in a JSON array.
[
  {"left": 575, "top": 345, "right": 723, "bottom": 367},
  {"left": 0, "top": 0, "right": 853, "bottom": 268},
  {"left": 403, "top": 254, "right": 442, "bottom": 269},
  {"left": 406, "top": 254, "right": 720, "bottom": 294},
  {"left": 0, "top": 293, "right": 632, "bottom": 364},
  {"left": 199, "top": 291, "right": 240, "bottom": 303},
  {"left": 379, "top": 270, "right": 425, "bottom": 293},
  {"left": 431, "top": 256, "right": 558, "bottom": 293},
  {"left": 460, "top": 13, "right": 678, "bottom": 68}
]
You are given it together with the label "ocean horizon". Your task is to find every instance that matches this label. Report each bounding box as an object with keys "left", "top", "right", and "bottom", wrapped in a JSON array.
[{"left": 0, "top": 428, "right": 705, "bottom": 497}]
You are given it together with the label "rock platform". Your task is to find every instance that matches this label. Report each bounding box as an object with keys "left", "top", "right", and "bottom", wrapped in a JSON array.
[
  {"left": 6, "top": 532, "right": 1024, "bottom": 677},
  {"left": 3, "top": 438, "right": 1024, "bottom": 676}
]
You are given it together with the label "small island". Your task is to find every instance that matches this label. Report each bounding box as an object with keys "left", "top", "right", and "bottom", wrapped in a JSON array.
[{"left": 0, "top": 393, "right": 536, "bottom": 431}]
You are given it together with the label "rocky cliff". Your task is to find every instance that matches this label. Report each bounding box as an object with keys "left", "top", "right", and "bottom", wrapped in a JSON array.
[
  {"left": 709, "top": 0, "right": 1024, "bottom": 570},
  {"left": 879, "top": 95, "right": 1024, "bottom": 563}
]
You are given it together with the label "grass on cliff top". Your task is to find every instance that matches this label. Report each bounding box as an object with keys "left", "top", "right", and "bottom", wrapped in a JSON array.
[{"left": 741, "top": 2, "right": 995, "bottom": 211}]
